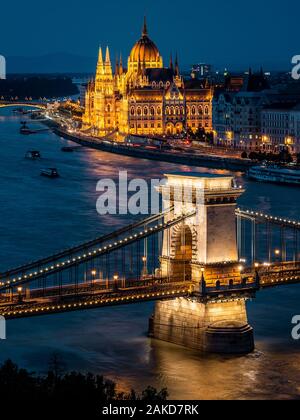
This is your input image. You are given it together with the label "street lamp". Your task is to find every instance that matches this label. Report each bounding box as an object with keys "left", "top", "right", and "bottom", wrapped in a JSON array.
[
  {"left": 113, "top": 274, "right": 119, "bottom": 291},
  {"left": 142, "top": 256, "right": 148, "bottom": 277},
  {"left": 274, "top": 249, "right": 281, "bottom": 264},
  {"left": 91, "top": 270, "right": 97, "bottom": 291},
  {"left": 17, "top": 287, "right": 23, "bottom": 303},
  {"left": 200, "top": 268, "right": 206, "bottom": 296}
]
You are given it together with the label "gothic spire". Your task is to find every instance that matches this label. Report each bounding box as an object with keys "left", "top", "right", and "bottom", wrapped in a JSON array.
[
  {"left": 97, "top": 46, "right": 103, "bottom": 66},
  {"left": 142, "top": 16, "right": 148, "bottom": 37},
  {"left": 169, "top": 53, "right": 174, "bottom": 71},
  {"left": 105, "top": 46, "right": 111, "bottom": 64},
  {"left": 96, "top": 46, "right": 104, "bottom": 76},
  {"left": 115, "top": 55, "right": 119, "bottom": 75},
  {"left": 119, "top": 53, "right": 123, "bottom": 75},
  {"left": 175, "top": 53, "right": 180, "bottom": 76}
]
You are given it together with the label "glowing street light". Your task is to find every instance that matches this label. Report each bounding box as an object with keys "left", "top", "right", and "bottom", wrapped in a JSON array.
[
  {"left": 17, "top": 287, "right": 23, "bottom": 303},
  {"left": 113, "top": 274, "right": 119, "bottom": 291},
  {"left": 142, "top": 256, "right": 148, "bottom": 277}
]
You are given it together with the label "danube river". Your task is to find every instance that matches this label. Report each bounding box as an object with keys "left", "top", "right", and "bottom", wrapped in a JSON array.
[{"left": 1, "top": 108, "right": 300, "bottom": 400}]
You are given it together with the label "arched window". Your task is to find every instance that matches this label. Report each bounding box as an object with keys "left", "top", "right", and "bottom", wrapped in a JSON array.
[
  {"left": 186, "top": 106, "right": 190, "bottom": 115},
  {"left": 157, "top": 107, "right": 162, "bottom": 116},
  {"left": 192, "top": 106, "right": 196, "bottom": 115},
  {"left": 159, "top": 81, "right": 164, "bottom": 88},
  {"left": 150, "top": 106, "right": 155, "bottom": 116},
  {"left": 152, "top": 82, "right": 156, "bottom": 88},
  {"left": 205, "top": 106, "right": 209, "bottom": 115},
  {"left": 107, "top": 104, "right": 111, "bottom": 113},
  {"left": 130, "top": 107, "right": 135, "bottom": 116},
  {"left": 180, "top": 106, "right": 185, "bottom": 115},
  {"left": 137, "top": 107, "right": 142, "bottom": 116},
  {"left": 198, "top": 105, "right": 203, "bottom": 115},
  {"left": 166, "top": 106, "right": 170, "bottom": 116},
  {"left": 171, "top": 106, "right": 175, "bottom": 115},
  {"left": 176, "top": 106, "right": 180, "bottom": 116},
  {"left": 144, "top": 107, "right": 148, "bottom": 116}
]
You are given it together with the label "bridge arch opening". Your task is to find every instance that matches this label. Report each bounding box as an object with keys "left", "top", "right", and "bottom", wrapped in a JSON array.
[{"left": 171, "top": 224, "right": 193, "bottom": 281}]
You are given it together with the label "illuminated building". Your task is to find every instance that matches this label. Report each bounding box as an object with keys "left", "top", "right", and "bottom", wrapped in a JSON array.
[
  {"left": 213, "top": 69, "right": 271, "bottom": 150},
  {"left": 83, "top": 18, "right": 213, "bottom": 137},
  {"left": 261, "top": 103, "right": 300, "bottom": 154}
]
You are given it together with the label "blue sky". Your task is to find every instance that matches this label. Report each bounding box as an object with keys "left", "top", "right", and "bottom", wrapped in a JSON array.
[{"left": 1, "top": 0, "right": 299, "bottom": 70}]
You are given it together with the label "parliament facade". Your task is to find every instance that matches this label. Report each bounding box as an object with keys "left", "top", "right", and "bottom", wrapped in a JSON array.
[{"left": 83, "top": 19, "right": 213, "bottom": 137}]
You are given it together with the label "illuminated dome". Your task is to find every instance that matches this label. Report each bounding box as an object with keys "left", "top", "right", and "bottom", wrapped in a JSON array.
[{"left": 128, "top": 18, "right": 163, "bottom": 71}]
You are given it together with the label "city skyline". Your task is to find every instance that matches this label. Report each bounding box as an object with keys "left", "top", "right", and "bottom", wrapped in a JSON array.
[{"left": 1, "top": 0, "right": 299, "bottom": 72}]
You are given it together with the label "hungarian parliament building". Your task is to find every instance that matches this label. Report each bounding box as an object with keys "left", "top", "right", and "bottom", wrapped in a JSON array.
[{"left": 83, "top": 19, "right": 213, "bottom": 137}]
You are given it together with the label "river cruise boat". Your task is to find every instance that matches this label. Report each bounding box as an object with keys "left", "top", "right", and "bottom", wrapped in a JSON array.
[
  {"left": 248, "top": 164, "right": 300, "bottom": 186},
  {"left": 40, "top": 168, "right": 59, "bottom": 178}
]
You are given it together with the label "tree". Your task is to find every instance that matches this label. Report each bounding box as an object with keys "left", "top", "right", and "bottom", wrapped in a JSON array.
[
  {"left": 249, "top": 151, "right": 258, "bottom": 160},
  {"left": 141, "top": 386, "right": 169, "bottom": 402}
]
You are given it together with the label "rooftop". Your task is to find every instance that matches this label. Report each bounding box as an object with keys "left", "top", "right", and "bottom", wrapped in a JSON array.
[{"left": 165, "top": 172, "right": 233, "bottom": 179}]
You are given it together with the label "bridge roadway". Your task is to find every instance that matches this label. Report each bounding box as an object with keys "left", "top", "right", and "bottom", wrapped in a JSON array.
[
  {"left": 258, "top": 261, "right": 300, "bottom": 287},
  {"left": 0, "top": 101, "right": 47, "bottom": 109},
  {"left": 0, "top": 279, "right": 192, "bottom": 320},
  {"left": 1, "top": 262, "right": 300, "bottom": 320}
]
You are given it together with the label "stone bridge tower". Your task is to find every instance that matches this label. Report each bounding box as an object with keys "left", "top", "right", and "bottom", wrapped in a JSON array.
[{"left": 150, "top": 173, "right": 255, "bottom": 354}]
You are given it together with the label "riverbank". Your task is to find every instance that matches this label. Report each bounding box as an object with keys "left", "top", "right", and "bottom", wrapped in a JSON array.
[{"left": 45, "top": 120, "right": 253, "bottom": 172}]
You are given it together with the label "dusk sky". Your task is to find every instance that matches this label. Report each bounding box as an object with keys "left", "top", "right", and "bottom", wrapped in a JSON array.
[{"left": 1, "top": 0, "right": 299, "bottom": 71}]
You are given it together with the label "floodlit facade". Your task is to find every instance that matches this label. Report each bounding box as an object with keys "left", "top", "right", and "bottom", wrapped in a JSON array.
[
  {"left": 261, "top": 103, "right": 300, "bottom": 154},
  {"left": 83, "top": 19, "right": 213, "bottom": 137}
]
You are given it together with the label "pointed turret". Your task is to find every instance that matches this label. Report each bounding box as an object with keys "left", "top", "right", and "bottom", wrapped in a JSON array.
[
  {"left": 169, "top": 53, "right": 174, "bottom": 71},
  {"left": 105, "top": 46, "right": 111, "bottom": 64},
  {"left": 115, "top": 55, "right": 119, "bottom": 76},
  {"left": 104, "top": 46, "right": 113, "bottom": 76},
  {"left": 119, "top": 54, "right": 123, "bottom": 75},
  {"left": 98, "top": 46, "right": 103, "bottom": 64},
  {"left": 175, "top": 53, "right": 180, "bottom": 76},
  {"left": 96, "top": 46, "right": 104, "bottom": 75}
]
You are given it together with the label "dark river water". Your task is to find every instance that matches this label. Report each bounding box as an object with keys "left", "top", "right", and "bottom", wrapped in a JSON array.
[{"left": 0, "top": 108, "right": 300, "bottom": 400}]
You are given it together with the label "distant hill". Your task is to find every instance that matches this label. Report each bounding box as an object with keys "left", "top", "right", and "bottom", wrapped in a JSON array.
[
  {"left": 5, "top": 52, "right": 289, "bottom": 77},
  {"left": 6, "top": 53, "right": 97, "bottom": 74},
  {"left": 0, "top": 76, "right": 79, "bottom": 99}
]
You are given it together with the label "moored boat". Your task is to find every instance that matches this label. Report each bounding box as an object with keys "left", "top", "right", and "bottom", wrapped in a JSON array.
[{"left": 248, "top": 164, "right": 300, "bottom": 186}]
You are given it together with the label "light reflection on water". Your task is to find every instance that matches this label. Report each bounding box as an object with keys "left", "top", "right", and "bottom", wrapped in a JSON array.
[{"left": 0, "top": 108, "right": 300, "bottom": 400}]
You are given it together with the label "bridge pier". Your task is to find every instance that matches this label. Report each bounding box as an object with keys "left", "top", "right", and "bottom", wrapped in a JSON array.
[
  {"left": 149, "top": 295, "right": 254, "bottom": 354},
  {"left": 153, "top": 172, "right": 254, "bottom": 354}
]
